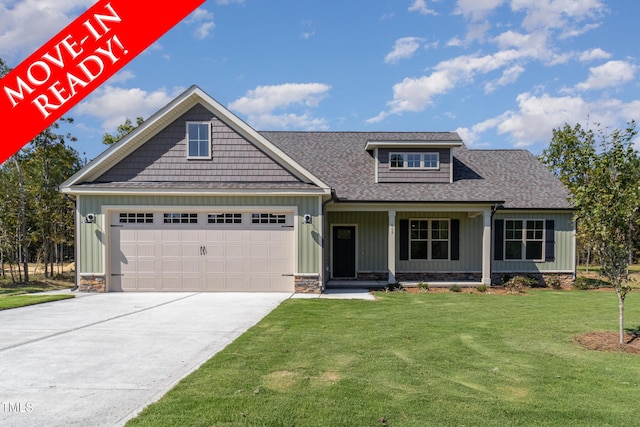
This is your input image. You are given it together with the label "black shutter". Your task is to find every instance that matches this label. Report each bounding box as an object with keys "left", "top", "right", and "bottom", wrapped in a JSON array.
[
  {"left": 494, "top": 219, "right": 504, "bottom": 261},
  {"left": 399, "top": 219, "right": 409, "bottom": 261},
  {"left": 545, "top": 220, "right": 555, "bottom": 262},
  {"left": 451, "top": 219, "right": 460, "bottom": 260}
]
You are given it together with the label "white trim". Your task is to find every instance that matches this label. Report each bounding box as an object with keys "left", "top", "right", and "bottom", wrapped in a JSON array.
[
  {"left": 374, "top": 147, "right": 379, "bottom": 183},
  {"left": 62, "top": 186, "right": 330, "bottom": 196},
  {"left": 365, "top": 140, "right": 463, "bottom": 150},
  {"left": 330, "top": 224, "right": 358, "bottom": 279},
  {"left": 186, "top": 121, "right": 212, "bottom": 160},
  {"left": 449, "top": 149, "right": 454, "bottom": 183},
  {"left": 388, "top": 210, "right": 396, "bottom": 284},
  {"left": 326, "top": 203, "right": 497, "bottom": 212},
  {"left": 317, "top": 196, "right": 324, "bottom": 287},
  {"left": 482, "top": 208, "right": 491, "bottom": 285}
]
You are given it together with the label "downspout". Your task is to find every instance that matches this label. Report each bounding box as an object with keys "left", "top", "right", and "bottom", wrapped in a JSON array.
[
  {"left": 320, "top": 190, "right": 337, "bottom": 291},
  {"left": 61, "top": 191, "right": 79, "bottom": 291}
]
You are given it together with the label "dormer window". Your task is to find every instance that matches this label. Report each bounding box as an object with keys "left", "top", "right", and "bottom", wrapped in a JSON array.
[
  {"left": 187, "top": 122, "right": 212, "bottom": 159},
  {"left": 390, "top": 152, "right": 440, "bottom": 170}
]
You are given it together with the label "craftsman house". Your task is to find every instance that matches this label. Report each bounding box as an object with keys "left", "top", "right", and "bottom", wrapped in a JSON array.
[{"left": 60, "top": 85, "right": 575, "bottom": 292}]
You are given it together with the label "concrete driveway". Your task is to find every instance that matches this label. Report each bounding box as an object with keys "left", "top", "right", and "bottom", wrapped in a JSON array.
[{"left": 0, "top": 291, "right": 290, "bottom": 427}]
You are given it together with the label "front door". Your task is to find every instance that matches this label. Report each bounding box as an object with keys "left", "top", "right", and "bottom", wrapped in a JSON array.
[{"left": 332, "top": 225, "right": 356, "bottom": 278}]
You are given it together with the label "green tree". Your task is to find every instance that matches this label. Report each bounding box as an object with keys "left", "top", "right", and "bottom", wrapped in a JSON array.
[
  {"left": 102, "top": 117, "right": 143, "bottom": 145},
  {"left": 541, "top": 122, "right": 640, "bottom": 343}
]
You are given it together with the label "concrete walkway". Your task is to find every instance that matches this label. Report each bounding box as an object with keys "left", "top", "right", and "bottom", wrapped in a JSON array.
[{"left": 0, "top": 292, "right": 289, "bottom": 427}]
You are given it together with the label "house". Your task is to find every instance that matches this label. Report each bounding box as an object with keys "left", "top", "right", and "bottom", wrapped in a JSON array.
[{"left": 60, "top": 85, "right": 576, "bottom": 293}]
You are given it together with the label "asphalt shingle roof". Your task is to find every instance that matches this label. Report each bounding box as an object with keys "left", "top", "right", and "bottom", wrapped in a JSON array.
[{"left": 261, "top": 131, "right": 573, "bottom": 209}]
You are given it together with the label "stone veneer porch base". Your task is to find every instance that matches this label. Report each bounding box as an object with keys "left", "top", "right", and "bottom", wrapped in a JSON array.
[{"left": 78, "top": 275, "right": 106, "bottom": 292}]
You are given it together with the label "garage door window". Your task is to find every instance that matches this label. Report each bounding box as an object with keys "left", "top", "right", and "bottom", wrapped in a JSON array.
[
  {"left": 163, "top": 213, "right": 198, "bottom": 224},
  {"left": 208, "top": 213, "right": 242, "bottom": 224},
  {"left": 119, "top": 213, "right": 154, "bottom": 224},
  {"left": 252, "top": 213, "right": 286, "bottom": 224}
]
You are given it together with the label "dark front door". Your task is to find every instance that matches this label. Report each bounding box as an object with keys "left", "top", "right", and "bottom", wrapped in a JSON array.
[{"left": 332, "top": 225, "right": 356, "bottom": 278}]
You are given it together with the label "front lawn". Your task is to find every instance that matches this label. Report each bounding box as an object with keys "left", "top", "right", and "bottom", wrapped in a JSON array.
[
  {"left": 0, "top": 294, "right": 74, "bottom": 310},
  {"left": 128, "top": 290, "right": 640, "bottom": 426},
  {"left": 0, "top": 274, "right": 75, "bottom": 309}
]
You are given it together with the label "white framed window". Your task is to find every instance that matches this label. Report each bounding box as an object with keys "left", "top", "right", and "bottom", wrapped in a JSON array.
[
  {"left": 163, "top": 213, "right": 198, "bottom": 224},
  {"left": 187, "top": 122, "right": 211, "bottom": 159},
  {"left": 208, "top": 213, "right": 242, "bottom": 224},
  {"left": 410, "top": 219, "right": 450, "bottom": 260},
  {"left": 390, "top": 152, "right": 439, "bottom": 170},
  {"left": 505, "top": 219, "right": 544, "bottom": 261}
]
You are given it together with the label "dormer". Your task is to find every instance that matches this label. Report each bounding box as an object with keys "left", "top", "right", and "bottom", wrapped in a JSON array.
[{"left": 366, "top": 140, "right": 463, "bottom": 184}]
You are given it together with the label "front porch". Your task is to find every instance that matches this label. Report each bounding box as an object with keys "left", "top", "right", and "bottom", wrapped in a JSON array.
[{"left": 326, "top": 204, "right": 496, "bottom": 287}]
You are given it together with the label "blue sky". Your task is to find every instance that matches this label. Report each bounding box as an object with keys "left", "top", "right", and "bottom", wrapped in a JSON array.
[{"left": 1, "top": 0, "right": 638, "bottom": 160}]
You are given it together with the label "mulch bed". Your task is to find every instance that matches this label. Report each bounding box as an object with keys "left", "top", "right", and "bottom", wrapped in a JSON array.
[{"left": 574, "top": 331, "right": 640, "bottom": 355}]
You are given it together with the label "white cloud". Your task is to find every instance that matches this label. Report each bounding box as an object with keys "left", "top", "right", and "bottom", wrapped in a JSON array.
[
  {"left": 107, "top": 70, "right": 136, "bottom": 84},
  {"left": 578, "top": 48, "right": 611, "bottom": 62},
  {"left": 385, "top": 37, "right": 424, "bottom": 64},
  {"left": 462, "top": 92, "right": 640, "bottom": 148},
  {"left": 575, "top": 60, "right": 636, "bottom": 91},
  {"left": 511, "top": 0, "right": 606, "bottom": 32},
  {"left": 186, "top": 8, "right": 215, "bottom": 40},
  {"left": 484, "top": 64, "right": 525, "bottom": 93},
  {"left": 0, "top": 0, "right": 94, "bottom": 63},
  {"left": 408, "top": 0, "right": 438, "bottom": 16},
  {"left": 229, "top": 83, "right": 331, "bottom": 130},
  {"left": 75, "top": 86, "right": 183, "bottom": 131},
  {"left": 455, "top": 0, "right": 505, "bottom": 21}
]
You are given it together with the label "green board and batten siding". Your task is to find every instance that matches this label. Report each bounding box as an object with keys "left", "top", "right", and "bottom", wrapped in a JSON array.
[
  {"left": 77, "top": 194, "right": 322, "bottom": 276},
  {"left": 492, "top": 211, "right": 575, "bottom": 273}
]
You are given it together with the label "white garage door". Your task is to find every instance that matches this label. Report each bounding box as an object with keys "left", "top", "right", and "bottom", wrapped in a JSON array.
[{"left": 109, "top": 211, "right": 294, "bottom": 292}]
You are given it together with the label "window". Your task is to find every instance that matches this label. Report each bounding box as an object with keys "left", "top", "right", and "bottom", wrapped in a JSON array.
[
  {"left": 252, "top": 213, "right": 286, "bottom": 224},
  {"left": 163, "top": 213, "right": 198, "bottom": 224},
  {"left": 390, "top": 153, "right": 404, "bottom": 168},
  {"left": 505, "top": 219, "right": 544, "bottom": 260},
  {"left": 119, "top": 213, "right": 153, "bottom": 224},
  {"left": 208, "top": 213, "right": 242, "bottom": 224},
  {"left": 390, "top": 152, "right": 439, "bottom": 169},
  {"left": 410, "top": 219, "right": 449, "bottom": 260},
  {"left": 187, "top": 122, "right": 211, "bottom": 159}
]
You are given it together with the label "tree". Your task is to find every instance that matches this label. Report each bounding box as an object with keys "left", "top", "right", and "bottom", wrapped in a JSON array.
[
  {"left": 102, "top": 117, "right": 144, "bottom": 145},
  {"left": 541, "top": 122, "right": 640, "bottom": 343}
]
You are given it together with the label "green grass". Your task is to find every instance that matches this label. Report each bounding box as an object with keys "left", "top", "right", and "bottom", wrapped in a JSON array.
[
  {"left": 128, "top": 290, "right": 640, "bottom": 427},
  {"left": 0, "top": 294, "right": 74, "bottom": 310},
  {"left": 0, "top": 274, "right": 75, "bottom": 309}
]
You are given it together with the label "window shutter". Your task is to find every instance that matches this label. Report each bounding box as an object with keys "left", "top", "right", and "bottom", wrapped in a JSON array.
[
  {"left": 399, "top": 219, "right": 409, "bottom": 261},
  {"left": 545, "top": 220, "right": 555, "bottom": 262},
  {"left": 494, "top": 219, "right": 504, "bottom": 261},
  {"left": 451, "top": 219, "right": 460, "bottom": 260}
]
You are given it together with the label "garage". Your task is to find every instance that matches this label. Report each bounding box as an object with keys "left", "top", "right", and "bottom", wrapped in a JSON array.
[{"left": 108, "top": 210, "right": 295, "bottom": 292}]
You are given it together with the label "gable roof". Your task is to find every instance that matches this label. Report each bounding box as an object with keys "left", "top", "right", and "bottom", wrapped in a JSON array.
[
  {"left": 261, "top": 131, "right": 573, "bottom": 209},
  {"left": 60, "top": 86, "right": 330, "bottom": 195}
]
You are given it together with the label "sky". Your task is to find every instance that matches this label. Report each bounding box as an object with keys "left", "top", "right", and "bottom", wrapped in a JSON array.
[{"left": 1, "top": 0, "right": 638, "bottom": 161}]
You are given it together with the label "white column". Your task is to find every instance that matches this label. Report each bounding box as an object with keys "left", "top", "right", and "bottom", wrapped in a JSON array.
[
  {"left": 388, "top": 210, "right": 396, "bottom": 284},
  {"left": 482, "top": 208, "right": 492, "bottom": 285}
]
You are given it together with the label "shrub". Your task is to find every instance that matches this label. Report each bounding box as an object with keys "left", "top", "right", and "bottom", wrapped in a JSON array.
[
  {"left": 504, "top": 276, "right": 538, "bottom": 294},
  {"left": 573, "top": 277, "right": 611, "bottom": 290},
  {"left": 476, "top": 284, "right": 488, "bottom": 293},
  {"left": 449, "top": 284, "right": 462, "bottom": 293},
  {"left": 547, "top": 276, "right": 562, "bottom": 290},
  {"left": 417, "top": 282, "right": 429, "bottom": 292},
  {"left": 386, "top": 282, "right": 404, "bottom": 292}
]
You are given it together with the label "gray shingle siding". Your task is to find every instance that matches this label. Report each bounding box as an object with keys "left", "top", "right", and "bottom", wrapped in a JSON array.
[{"left": 96, "top": 104, "right": 301, "bottom": 184}]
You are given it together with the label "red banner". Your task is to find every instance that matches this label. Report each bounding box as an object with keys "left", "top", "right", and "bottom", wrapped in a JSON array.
[{"left": 0, "top": 0, "right": 205, "bottom": 164}]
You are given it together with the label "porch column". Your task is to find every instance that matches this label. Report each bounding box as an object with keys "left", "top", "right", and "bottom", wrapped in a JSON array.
[
  {"left": 388, "top": 210, "right": 396, "bottom": 284},
  {"left": 482, "top": 208, "right": 492, "bottom": 285}
]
